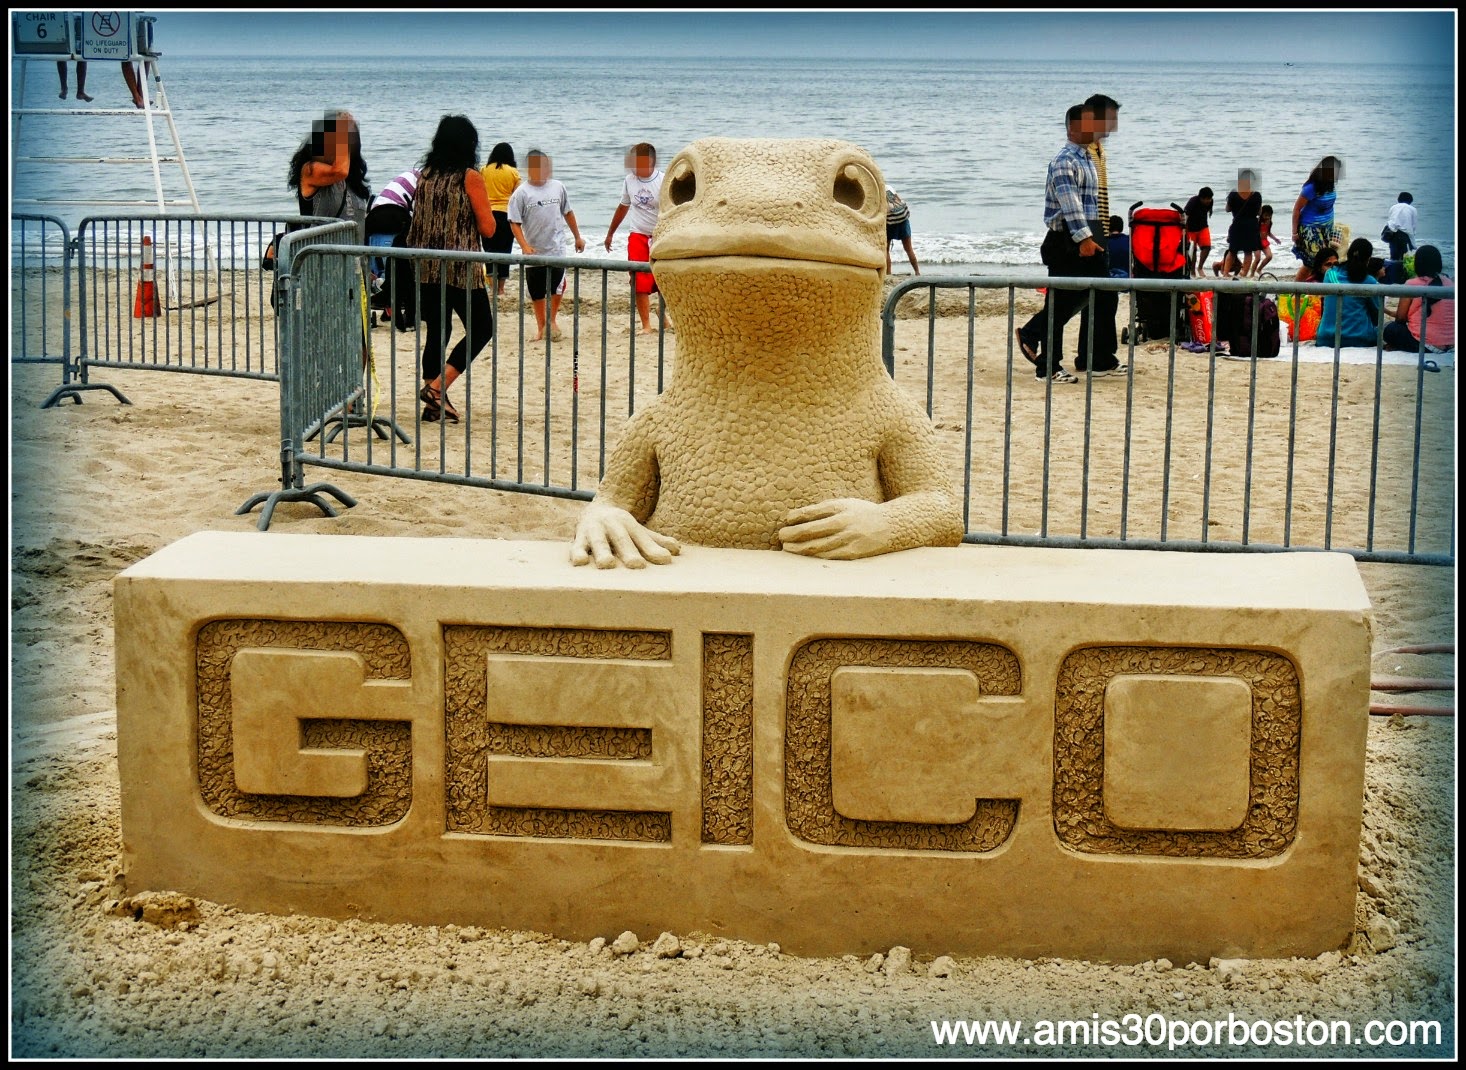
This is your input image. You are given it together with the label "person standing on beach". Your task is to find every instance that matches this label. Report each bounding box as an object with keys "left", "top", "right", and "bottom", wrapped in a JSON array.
[
  {"left": 603, "top": 142, "right": 673, "bottom": 334},
  {"left": 1075, "top": 93, "right": 1124, "bottom": 375},
  {"left": 1291, "top": 155, "right": 1342, "bottom": 281},
  {"left": 508, "top": 149, "right": 587, "bottom": 342},
  {"left": 288, "top": 111, "right": 372, "bottom": 366},
  {"left": 1225, "top": 168, "right": 1263, "bottom": 279},
  {"left": 404, "top": 114, "right": 498, "bottom": 424},
  {"left": 480, "top": 143, "right": 521, "bottom": 296},
  {"left": 1252, "top": 204, "right": 1279, "bottom": 277},
  {"left": 1014, "top": 103, "right": 1106, "bottom": 384},
  {"left": 1381, "top": 192, "right": 1417, "bottom": 262},
  {"left": 1184, "top": 187, "right": 1214, "bottom": 277},
  {"left": 884, "top": 186, "right": 921, "bottom": 276},
  {"left": 365, "top": 166, "right": 420, "bottom": 323},
  {"left": 289, "top": 110, "right": 370, "bottom": 234}
]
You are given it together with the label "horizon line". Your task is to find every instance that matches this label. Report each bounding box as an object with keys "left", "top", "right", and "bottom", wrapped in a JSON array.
[{"left": 159, "top": 53, "right": 1444, "bottom": 67}]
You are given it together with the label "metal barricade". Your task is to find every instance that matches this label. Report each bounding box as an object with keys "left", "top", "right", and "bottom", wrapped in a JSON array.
[
  {"left": 9, "top": 214, "right": 94, "bottom": 407},
  {"left": 882, "top": 274, "right": 1454, "bottom": 566},
  {"left": 239, "top": 237, "right": 672, "bottom": 529},
  {"left": 71, "top": 213, "right": 335, "bottom": 401}
]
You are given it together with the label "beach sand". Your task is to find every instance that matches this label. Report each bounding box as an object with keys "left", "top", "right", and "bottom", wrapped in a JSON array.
[{"left": 9, "top": 280, "right": 1457, "bottom": 1057}]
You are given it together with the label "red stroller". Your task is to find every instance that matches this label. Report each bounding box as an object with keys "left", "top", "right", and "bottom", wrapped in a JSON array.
[{"left": 1128, "top": 201, "right": 1192, "bottom": 343}]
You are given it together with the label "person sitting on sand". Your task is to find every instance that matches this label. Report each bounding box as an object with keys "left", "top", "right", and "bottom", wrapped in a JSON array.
[
  {"left": 1383, "top": 244, "right": 1453, "bottom": 354},
  {"left": 1316, "top": 237, "right": 1382, "bottom": 350}
]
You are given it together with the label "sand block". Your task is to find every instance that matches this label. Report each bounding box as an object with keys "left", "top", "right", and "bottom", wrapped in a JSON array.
[{"left": 114, "top": 532, "right": 1371, "bottom": 962}]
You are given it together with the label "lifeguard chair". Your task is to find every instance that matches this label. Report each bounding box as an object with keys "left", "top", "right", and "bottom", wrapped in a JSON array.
[
  {"left": 11, "top": 11, "right": 222, "bottom": 310},
  {"left": 11, "top": 10, "right": 200, "bottom": 214}
]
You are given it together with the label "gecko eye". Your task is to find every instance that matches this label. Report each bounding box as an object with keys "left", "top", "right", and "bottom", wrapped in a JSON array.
[
  {"left": 667, "top": 158, "right": 697, "bottom": 206},
  {"left": 834, "top": 162, "right": 880, "bottom": 219}
]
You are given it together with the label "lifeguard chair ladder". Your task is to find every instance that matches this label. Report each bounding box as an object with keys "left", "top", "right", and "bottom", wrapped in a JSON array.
[{"left": 11, "top": 11, "right": 219, "bottom": 307}]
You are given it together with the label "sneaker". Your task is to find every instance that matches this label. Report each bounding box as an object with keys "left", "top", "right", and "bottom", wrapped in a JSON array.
[
  {"left": 1036, "top": 369, "right": 1078, "bottom": 384},
  {"left": 1082, "top": 364, "right": 1129, "bottom": 378}
]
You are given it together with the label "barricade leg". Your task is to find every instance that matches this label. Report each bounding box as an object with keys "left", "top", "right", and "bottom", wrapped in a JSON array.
[{"left": 235, "top": 482, "right": 359, "bottom": 532}]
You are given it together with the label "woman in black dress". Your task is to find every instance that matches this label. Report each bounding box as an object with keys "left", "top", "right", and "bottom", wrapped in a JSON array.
[{"left": 1225, "top": 168, "right": 1263, "bottom": 279}]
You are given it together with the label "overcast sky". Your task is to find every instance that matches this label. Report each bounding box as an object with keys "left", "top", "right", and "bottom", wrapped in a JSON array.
[{"left": 132, "top": 8, "right": 1455, "bottom": 65}]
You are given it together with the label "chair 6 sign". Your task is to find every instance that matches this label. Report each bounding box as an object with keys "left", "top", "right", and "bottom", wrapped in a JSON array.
[
  {"left": 114, "top": 533, "right": 1372, "bottom": 960},
  {"left": 12, "top": 12, "right": 71, "bottom": 54}
]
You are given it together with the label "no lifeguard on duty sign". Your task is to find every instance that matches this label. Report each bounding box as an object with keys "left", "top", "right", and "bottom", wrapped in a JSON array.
[{"left": 79, "top": 10, "right": 134, "bottom": 60}]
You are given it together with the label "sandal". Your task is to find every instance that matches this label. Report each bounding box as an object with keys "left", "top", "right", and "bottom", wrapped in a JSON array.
[
  {"left": 419, "top": 381, "right": 460, "bottom": 423},
  {"left": 419, "top": 382, "right": 443, "bottom": 423}
]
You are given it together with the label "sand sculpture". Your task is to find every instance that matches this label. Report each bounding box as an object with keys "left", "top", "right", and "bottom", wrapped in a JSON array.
[
  {"left": 110, "top": 141, "right": 1372, "bottom": 965},
  {"left": 571, "top": 137, "right": 963, "bottom": 568}
]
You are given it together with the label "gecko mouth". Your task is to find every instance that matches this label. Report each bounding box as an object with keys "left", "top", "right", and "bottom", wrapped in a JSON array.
[
  {"left": 648, "top": 227, "right": 884, "bottom": 272},
  {"left": 651, "top": 254, "right": 883, "bottom": 278}
]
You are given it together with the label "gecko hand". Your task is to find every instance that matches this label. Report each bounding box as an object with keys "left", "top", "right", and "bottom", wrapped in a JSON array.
[{"left": 571, "top": 503, "right": 681, "bottom": 568}]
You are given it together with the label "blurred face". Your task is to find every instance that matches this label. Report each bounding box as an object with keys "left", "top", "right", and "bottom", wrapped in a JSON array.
[
  {"left": 629, "top": 151, "right": 655, "bottom": 179},
  {"left": 1077, "top": 108, "right": 1102, "bottom": 143},
  {"left": 328, "top": 112, "right": 356, "bottom": 157},
  {"left": 1082, "top": 106, "right": 1117, "bottom": 140},
  {"left": 529, "top": 156, "right": 552, "bottom": 183}
]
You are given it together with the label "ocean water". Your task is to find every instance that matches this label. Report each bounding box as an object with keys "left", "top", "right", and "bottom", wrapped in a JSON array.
[{"left": 11, "top": 55, "right": 1457, "bottom": 274}]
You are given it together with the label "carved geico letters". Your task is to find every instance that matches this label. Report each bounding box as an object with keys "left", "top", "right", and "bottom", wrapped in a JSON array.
[{"left": 115, "top": 532, "right": 1371, "bottom": 962}]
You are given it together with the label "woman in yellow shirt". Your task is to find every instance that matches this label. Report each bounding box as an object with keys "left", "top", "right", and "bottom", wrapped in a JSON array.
[{"left": 480, "top": 143, "right": 521, "bottom": 296}]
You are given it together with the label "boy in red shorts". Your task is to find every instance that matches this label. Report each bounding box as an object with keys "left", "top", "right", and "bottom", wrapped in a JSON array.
[
  {"left": 604, "top": 142, "right": 674, "bottom": 334},
  {"left": 1184, "top": 186, "right": 1214, "bottom": 277}
]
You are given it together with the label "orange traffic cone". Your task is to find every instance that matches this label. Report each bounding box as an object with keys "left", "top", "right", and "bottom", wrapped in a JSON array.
[{"left": 133, "top": 235, "right": 159, "bottom": 318}]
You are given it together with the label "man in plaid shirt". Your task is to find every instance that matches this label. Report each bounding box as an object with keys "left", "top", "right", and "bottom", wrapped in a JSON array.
[{"left": 1016, "top": 102, "right": 1124, "bottom": 382}]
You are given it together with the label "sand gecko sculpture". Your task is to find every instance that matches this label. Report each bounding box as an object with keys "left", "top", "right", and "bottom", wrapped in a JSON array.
[{"left": 571, "top": 137, "right": 964, "bottom": 568}]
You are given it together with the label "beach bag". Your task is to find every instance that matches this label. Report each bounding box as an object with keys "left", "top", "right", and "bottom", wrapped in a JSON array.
[
  {"left": 1223, "top": 294, "right": 1280, "bottom": 358},
  {"left": 1277, "top": 292, "right": 1321, "bottom": 342}
]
